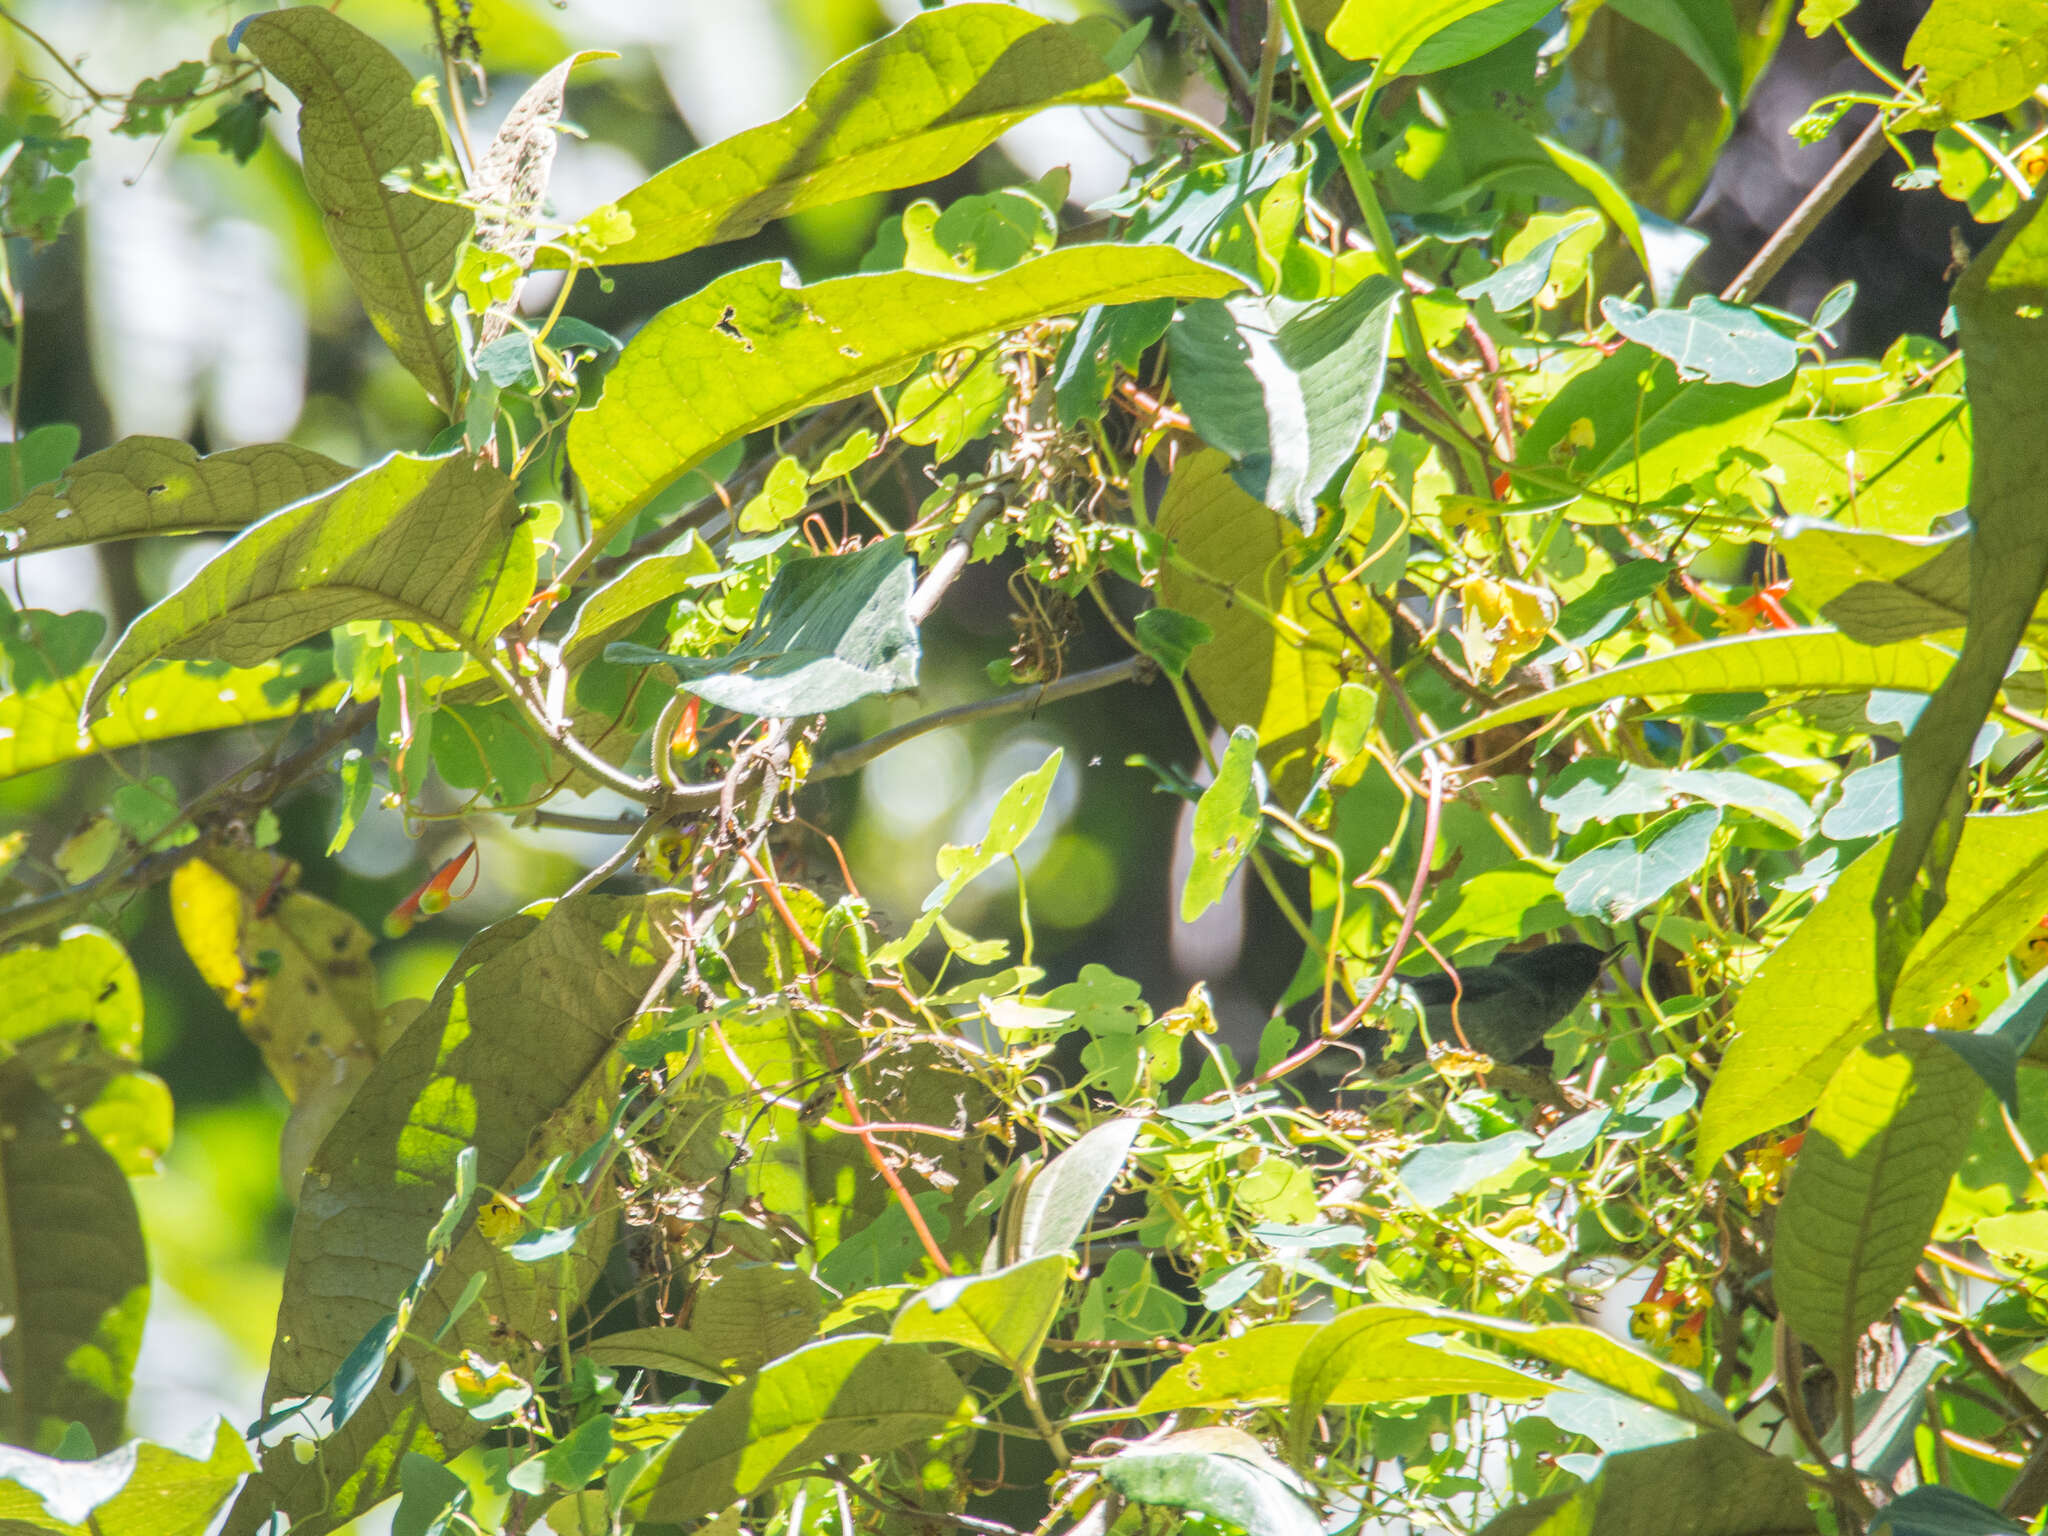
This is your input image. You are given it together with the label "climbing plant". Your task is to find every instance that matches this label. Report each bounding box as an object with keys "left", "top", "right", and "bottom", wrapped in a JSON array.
[{"left": 4, "top": 1, "right": 2048, "bottom": 1534}]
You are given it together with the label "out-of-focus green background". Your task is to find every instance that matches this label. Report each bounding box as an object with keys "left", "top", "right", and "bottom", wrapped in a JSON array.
[{"left": 0, "top": 0, "right": 1944, "bottom": 1457}]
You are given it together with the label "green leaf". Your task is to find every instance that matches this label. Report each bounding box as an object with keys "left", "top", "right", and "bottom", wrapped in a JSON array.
[
  {"left": 0, "top": 1058, "right": 149, "bottom": 1453},
  {"left": 1777, "top": 521, "right": 1970, "bottom": 641},
  {"left": 87, "top": 452, "right": 531, "bottom": 715},
  {"left": 1516, "top": 343, "right": 1793, "bottom": 511},
  {"left": 392, "top": 1451, "right": 468, "bottom": 1536},
  {"left": 226, "top": 895, "right": 688, "bottom": 1536},
  {"left": 0, "top": 653, "right": 353, "bottom": 784},
  {"left": 1101, "top": 1427, "right": 1321, "bottom": 1536},
  {"left": 1443, "top": 1313, "right": 1731, "bottom": 1429},
  {"left": 1765, "top": 396, "right": 1970, "bottom": 534},
  {"left": 1906, "top": 0, "right": 2048, "bottom": 121},
  {"left": 890, "top": 1253, "right": 1068, "bottom": 1372},
  {"left": 1166, "top": 278, "right": 1399, "bottom": 531},
  {"left": 550, "top": 5, "right": 1126, "bottom": 269},
  {"left": 0, "top": 436, "right": 351, "bottom": 556},
  {"left": 1878, "top": 187, "right": 2048, "bottom": 1011},
  {"left": 1285, "top": 1309, "right": 1549, "bottom": 1460},
  {"left": 1697, "top": 811, "right": 2048, "bottom": 1173},
  {"left": 1556, "top": 806, "right": 1720, "bottom": 922},
  {"left": 1327, "top": 0, "right": 1556, "bottom": 75},
  {"left": 1157, "top": 450, "right": 1389, "bottom": 803},
  {"left": 1607, "top": 0, "right": 1745, "bottom": 106},
  {"left": 1431, "top": 630, "right": 1957, "bottom": 747},
  {"left": 1398, "top": 1131, "right": 1540, "bottom": 1208},
  {"left": 1182, "top": 726, "right": 1261, "bottom": 922},
  {"left": 1459, "top": 213, "right": 1599, "bottom": 312},
  {"left": 567, "top": 248, "right": 1243, "bottom": 543},
  {"left": 194, "top": 89, "right": 278, "bottom": 164},
  {"left": 1599, "top": 295, "right": 1797, "bottom": 386},
  {"left": 1872, "top": 1487, "right": 2029, "bottom": 1536},
  {"left": 0, "top": 422, "right": 80, "bottom": 506},
  {"left": 1133, "top": 607, "right": 1213, "bottom": 679},
  {"left": 1478, "top": 1431, "right": 1816, "bottom": 1536},
  {"left": 626, "top": 1336, "right": 971, "bottom": 1523},
  {"left": 0, "top": 1419, "right": 254, "bottom": 1535},
  {"left": 606, "top": 535, "right": 916, "bottom": 717},
  {"left": 559, "top": 542, "right": 716, "bottom": 666},
  {"left": 1776, "top": 1031, "right": 1981, "bottom": 1375},
  {"left": 234, "top": 7, "right": 471, "bottom": 414},
  {"left": 585, "top": 1265, "right": 826, "bottom": 1383},
  {"left": 0, "top": 927, "right": 141, "bottom": 1059},
  {"left": 1013, "top": 1117, "right": 1142, "bottom": 1261}
]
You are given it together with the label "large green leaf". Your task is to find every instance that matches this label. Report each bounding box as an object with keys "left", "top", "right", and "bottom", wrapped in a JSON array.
[
  {"left": 1286, "top": 1309, "right": 1549, "bottom": 1458},
  {"left": 1607, "top": 0, "right": 1745, "bottom": 108},
  {"left": 627, "top": 1336, "right": 972, "bottom": 1522},
  {"left": 607, "top": 536, "right": 918, "bottom": 716},
  {"left": 1765, "top": 396, "right": 1971, "bottom": 533},
  {"left": 0, "top": 1419, "right": 253, "bottom": 1536},
  {"left": 1878, "top": 183, "right": 2048, "bottom": 1010},
  {"left": 1327, "top": 0, "right": 1557, "bottom": 75},
  {"left": 86, "top": 453, "right": 531, "bottom": 715},
  {"left": 234, "top": 8, "right": 471, "bottom": 414},
  {"left": 1432, "top": 630, "right": 1958, "bottom": 746},
  {"left": 552, "top": 5, "right": 1127, "bottom": 269},
  {"left": 1516, "top": 343, "right": 1793, "bottom": 511},
  {"left": 1156, "top": 450, "right": 1387, "bottom": 802},
  {"left": 891, "top": 1255, "right": 1068, "bottom": 1372},
  {"left": 1906, "top": 0, "right": 2048, "bottom": 121},
  {"left": 1697, "top": 811, "right": 2048, "bottom": 1173},
  {"left": 1101, "top": 1427, "right": 1321, "bottom": 1536},
  {"left": 226, "top": 894, "right": 687, "bottom": 1536},
  {"left": 585, "top": 1265, "right": 826, "bottom": 1384},
  {"left": 1598, "top": 295, "right": 1795, "bottom": 387},
  {"left": 0, "top": 927, "right": 169, "bottom": 1178},
  {"left": 1476, "top": 1431, "right": 1816, "bottom": 1536},
  {"left": 1182, "top": 726, "right": 1261, "bottom": 922},
  {"left": 1776, "top": 1031, "right": 1981, "bottom": 1377},
  {"left": 1167, "top": 278, "right": 1399, "bottom": 531},
  {"left": 0, "top": 653, "right": 353, "bottom": 783},
  {"left": 0, "top": 437, "right": 351, "bottom": 556},
  {"left": 567, "top": 248, "right": 1243, "bottom": 541},
  {"left": 0, "top": 1058, "right": 149, "bottom": 1452}
]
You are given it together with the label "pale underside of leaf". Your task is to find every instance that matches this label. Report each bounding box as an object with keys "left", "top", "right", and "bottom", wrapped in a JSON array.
[
  {"left": 237, "top": 7, "right": 472, "bottom": 413},
  {"left": 0, "top": 437, "right": 352, "bottom": 556},
  {"left": 86, "top": 452, "right": 529, "bottom": 715},
  {"left": 226, "top": 894, "right": 687, "bottom": 1536}
]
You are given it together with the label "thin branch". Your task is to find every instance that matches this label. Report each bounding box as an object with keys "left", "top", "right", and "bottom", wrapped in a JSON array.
[
  {"left": 909, "top": 491, "right": 1007, "bottom": 625},
  {"left": 809, "top": 656, "right": 1156, "bottom": 782},
  {"left": 1722, "top": 102, "right": 1897, "bottom": 307},
  {"left": 0, "top": 698, "right": 377, "bottom": 946}
]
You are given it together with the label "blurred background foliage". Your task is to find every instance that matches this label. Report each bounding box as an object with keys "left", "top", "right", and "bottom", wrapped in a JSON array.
[{"left": 0, "top": 0, "right": 1948, "bottom": 1449}]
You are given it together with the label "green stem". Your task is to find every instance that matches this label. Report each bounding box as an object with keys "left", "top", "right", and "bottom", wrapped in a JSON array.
[{"left": 1274, "top": 0, "right": 1464, "bottom": 430}]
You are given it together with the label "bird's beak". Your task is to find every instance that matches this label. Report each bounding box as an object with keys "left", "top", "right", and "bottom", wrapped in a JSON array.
[{"left": 1599, "top": 944, "right": 1628, "bottom": 967}]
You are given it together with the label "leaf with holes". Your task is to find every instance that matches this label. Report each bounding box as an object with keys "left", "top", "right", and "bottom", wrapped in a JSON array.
[
  {"left": 568, "top": 247, "right": 1242, "bottom": 544},
  {"left": 0, "top": 652, "right": 353, "bottom": 784},
  {"left": 1907, "top": 0, "right": 2048, "bottom": 121},
  {"left": 0, "top": 437, "right": 351, "bottom": 555}
]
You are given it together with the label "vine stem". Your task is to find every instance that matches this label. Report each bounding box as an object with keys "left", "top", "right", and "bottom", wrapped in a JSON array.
[
  {"left": 1273, "top": 0, "right": 1466, "bottom": 434},
  {"left": 1721, "top": 99, "right": 1898, "bottom": 306},
  {"left": 809, "top": 657, "right": 1154, "bottom": 781},
  {"left": 1248, "top": 756, "right": 1446, "bottom": 1086}
]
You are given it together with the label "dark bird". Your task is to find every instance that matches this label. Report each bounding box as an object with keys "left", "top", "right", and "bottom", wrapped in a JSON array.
[{"left": 1396, "top": 941, "right": 1619, "bottom": 1065}]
